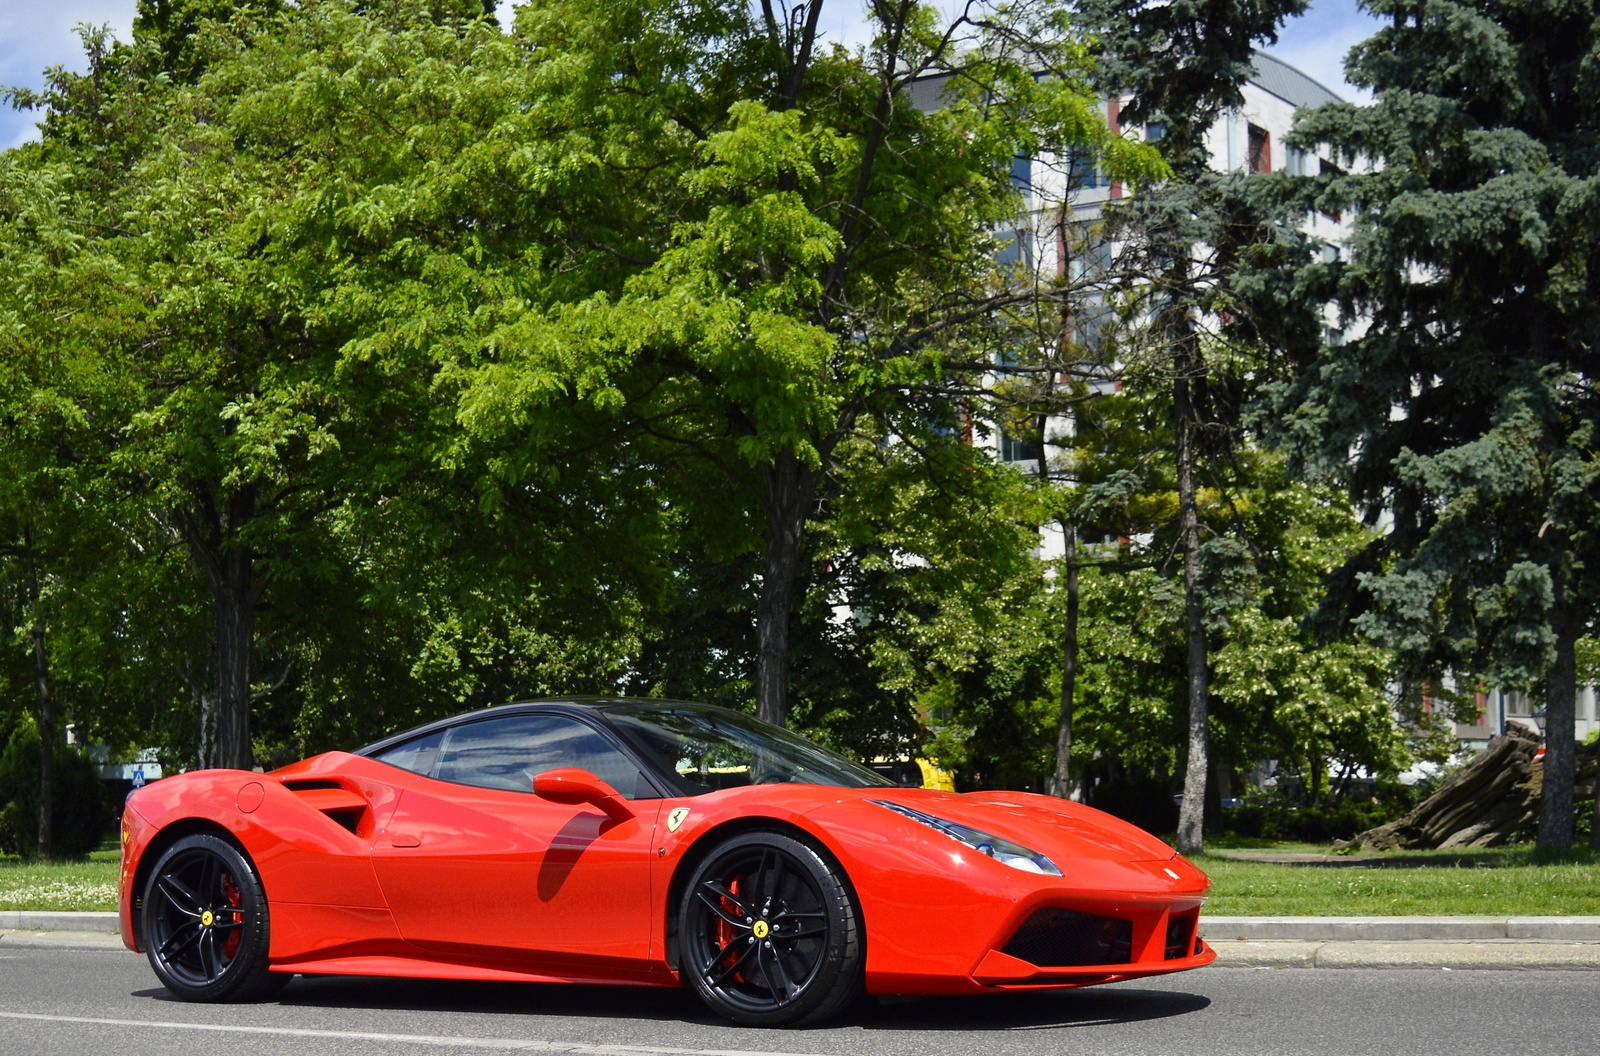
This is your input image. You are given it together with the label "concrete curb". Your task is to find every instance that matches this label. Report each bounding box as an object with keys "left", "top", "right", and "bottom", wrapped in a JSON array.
[
  {"left": 0, "top": 911, "right": 118, "bottom": 932},
  {"left": 1203, "top": 916, "right": 1600, "bottom": 942},
  {"left": 0, "top": 929, "right": 127, "bottom": 950},
  {"left": 1209, "top": 939, "right": 1600, "bottom": 971}
]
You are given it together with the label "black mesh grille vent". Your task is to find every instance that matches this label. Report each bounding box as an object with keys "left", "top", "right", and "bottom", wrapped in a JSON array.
[
  {"left": 1164, "top": 912, "right": 1197, "bottom": 960},
  {"left": 1002, "top": 908, "right": 1133, "bottom": 967}
]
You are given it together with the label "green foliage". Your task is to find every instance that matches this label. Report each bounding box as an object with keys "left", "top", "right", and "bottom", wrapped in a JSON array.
[
  {"left": 134, "top": 0, "right": 285, "bottom": 81},
  {"left": 1222, "top": 789, "right": 1405, "bottom": 843},
  {"left": 2, "top": 1, "right": 675, "bottom": 767},
  {"left": 1278, "top": 0, "right": 1600, "bottom": 682},
  {"left": 0, "top": 724, "right": 110, "bottom": 859},
  {"left": 0, "top": 0, "right": 1474, "bottom": 814}
]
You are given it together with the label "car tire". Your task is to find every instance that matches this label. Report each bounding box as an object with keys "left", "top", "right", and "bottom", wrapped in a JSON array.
[
  {"left": 140, "top": 833, "right": 281, "bottom": 1002},
  {"left": 678, "top": 830, "right": 863, "bottom": 1027}
]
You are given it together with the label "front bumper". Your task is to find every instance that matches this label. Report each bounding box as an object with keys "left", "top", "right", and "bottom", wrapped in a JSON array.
[{"left": 970, "top": 899, "right": 1217, "bottom": 987}]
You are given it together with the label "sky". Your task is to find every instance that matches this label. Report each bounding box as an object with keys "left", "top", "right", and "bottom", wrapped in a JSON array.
[{"left": 0, "top": 0, "right": 1383, "bottom": 150}]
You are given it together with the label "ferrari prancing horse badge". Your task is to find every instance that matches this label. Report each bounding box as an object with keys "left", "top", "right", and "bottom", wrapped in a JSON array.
[{"left": 667, "top": 807, "right": 690, "bottom": 832}]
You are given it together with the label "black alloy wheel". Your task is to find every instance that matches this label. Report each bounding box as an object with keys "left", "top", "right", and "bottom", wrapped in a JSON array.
[
  {"left": 679, "top": 831, "right": 862, "bottom": 1026},
  {"left": 141, "top": 833, "right": 286, "bottom": 1002}
]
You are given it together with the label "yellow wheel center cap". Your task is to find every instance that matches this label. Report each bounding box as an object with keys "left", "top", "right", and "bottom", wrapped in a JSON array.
[
  {"left": 200, "top": 910, "right": 214, "bottom": 927},
  {"left": 752, "top": 920, "right": 770, "bottom": 940}
]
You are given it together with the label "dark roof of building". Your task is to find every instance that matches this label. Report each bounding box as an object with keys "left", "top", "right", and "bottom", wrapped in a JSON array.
[{"left": 1249, "top": 52, "right": 1344, "bottom": 109}]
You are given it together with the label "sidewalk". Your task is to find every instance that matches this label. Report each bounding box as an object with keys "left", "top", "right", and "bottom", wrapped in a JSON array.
[
  {"left": 0, "top": 911, "right": 122, "bottom": 951},
  {"left": 5, "top": 911, "right": 1599, "bottom": 969},
  {"left": 1200, "top": 916, "right": 1600, "bottom": 971}
]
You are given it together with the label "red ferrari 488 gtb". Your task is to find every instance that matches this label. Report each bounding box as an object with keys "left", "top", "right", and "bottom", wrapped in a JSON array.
[{"left": 120, "top": 699, "right": 1214, "bottom": 1025}]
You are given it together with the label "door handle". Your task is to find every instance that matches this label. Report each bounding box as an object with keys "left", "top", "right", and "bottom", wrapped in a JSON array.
[{"left": 389, "top": 834, "right": 420, "bottom": 848}]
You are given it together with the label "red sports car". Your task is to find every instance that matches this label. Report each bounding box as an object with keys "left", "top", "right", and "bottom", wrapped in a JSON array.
[{"left": 120, "top": 699, "right": 1215, "bottom": 1026}]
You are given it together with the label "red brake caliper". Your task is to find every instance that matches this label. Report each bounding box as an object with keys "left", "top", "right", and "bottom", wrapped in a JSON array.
[
  {"left": 222, "top": 874, "right": 242, "bottom": 959},
  {"left": 714, "top": 877, "right": 740, "bottom": 980}
]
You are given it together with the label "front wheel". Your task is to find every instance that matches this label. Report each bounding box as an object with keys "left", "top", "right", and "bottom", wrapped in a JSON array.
[
  {"left": 678, "top": 831, "right": 863, "bottom": 1026},
  {"left": 141, "top": 833, "right": 284, "bottom": 1002}
]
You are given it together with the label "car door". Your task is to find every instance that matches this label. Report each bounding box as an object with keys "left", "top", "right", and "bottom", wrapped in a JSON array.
[{"left": 369, "top": 711, "right": 662, "bottom": 974}]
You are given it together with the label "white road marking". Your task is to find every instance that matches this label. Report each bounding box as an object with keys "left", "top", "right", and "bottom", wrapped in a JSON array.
[{"left": 0, "top": 1010, "right": 828, "bottom": 1055}]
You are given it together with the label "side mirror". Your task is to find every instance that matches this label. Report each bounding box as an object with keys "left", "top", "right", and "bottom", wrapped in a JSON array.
[{"left": 533, "top": 768, "right": 635, "bottom": 821}]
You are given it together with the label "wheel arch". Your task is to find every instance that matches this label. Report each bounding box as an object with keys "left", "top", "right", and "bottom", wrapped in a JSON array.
[
  {"left": 662, "top": 815, "right": 865, "bottom": 973},
  {"left": 130, "top": 818, "right": 254, "bottom": 945}
]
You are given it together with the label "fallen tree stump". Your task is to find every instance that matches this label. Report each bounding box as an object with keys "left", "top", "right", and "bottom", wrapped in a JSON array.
[{"left": 1336, "top": 723, "right": 1598, "bottom": 851}]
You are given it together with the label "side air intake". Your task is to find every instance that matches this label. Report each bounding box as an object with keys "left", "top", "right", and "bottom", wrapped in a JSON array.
[{"left": 283, "top": 780, "right": 369, "bottom": 835}]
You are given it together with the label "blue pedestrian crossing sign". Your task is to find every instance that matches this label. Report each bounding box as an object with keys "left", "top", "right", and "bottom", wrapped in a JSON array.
[{"left": 131, "top": 769, "right": 146, "bottom": 789}]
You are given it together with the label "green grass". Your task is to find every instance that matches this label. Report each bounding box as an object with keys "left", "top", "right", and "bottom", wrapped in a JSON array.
[
  {"left": 0, "top": 838, "right": 121, "bottom": 912},
  {"left": 1199, "top": 846, "right": 1600, "bottom": 916}
]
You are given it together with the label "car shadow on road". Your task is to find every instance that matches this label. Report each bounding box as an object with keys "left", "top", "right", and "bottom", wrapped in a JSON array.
[
  {"left": 852, "top": 988, "right": 1211, "bottom": 1032},
  {"left": 136, "top": 975, "right": 1209, "bottom": 1034},
  {"left": 138, "top": 977, "right": 716, "bottom": 1024}
]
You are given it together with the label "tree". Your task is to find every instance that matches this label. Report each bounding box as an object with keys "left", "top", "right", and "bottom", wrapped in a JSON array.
[
  {"left": 455, "top": 0, "right": 1161, "bottom": 727},
  {"left": 0, "top": 144, "right": 133, "bottom": 854},
  {"left": 5, "top": 3, "right": 576, "bottom": 769},
  {"left": 1278, "top": 0, "right": 1600, "bottom": 848},
  {"left": 133, "top": 0, "right": 284, "bottom": 81},
  {"left": 1070, "top": 0, "right": 1312, "bottom": 852}
]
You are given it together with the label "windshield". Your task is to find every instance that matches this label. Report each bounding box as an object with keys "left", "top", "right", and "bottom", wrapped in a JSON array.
[{"left": 603, "top": 703, "right": 892, "bottom": 796}]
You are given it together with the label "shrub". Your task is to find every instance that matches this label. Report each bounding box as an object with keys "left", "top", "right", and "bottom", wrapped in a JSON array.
[
  {"left": 0, "top": 723, "right": 112, "bottom": 859},
  {"left": 1222, "top": 791, "right": 1404, "bottom": 844}
]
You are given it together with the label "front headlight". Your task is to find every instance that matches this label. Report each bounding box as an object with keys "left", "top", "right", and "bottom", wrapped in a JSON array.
[{"left": 871, "top": 799, "right": 1062, "bottom": 876}]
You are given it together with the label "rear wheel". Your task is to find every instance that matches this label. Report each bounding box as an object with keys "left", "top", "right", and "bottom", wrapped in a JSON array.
[
  {"left": 678, "top": 831, "right": 862, "bottom": 1026},
  {"left": 141, "top": 833, "right": 284, "bottom": 1002}
]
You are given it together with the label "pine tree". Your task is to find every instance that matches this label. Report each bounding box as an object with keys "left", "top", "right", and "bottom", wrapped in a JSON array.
[
  {"left": 1073, "top": 0, "right": 1310, "bottom": 852},
  {"left": 1279, "top": 0, "right": 1600, "bottom": 848}
]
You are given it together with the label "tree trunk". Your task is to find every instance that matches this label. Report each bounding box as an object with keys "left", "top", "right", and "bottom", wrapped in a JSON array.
[
  {"left": 1537, "top": 597, "right": 1577, "bottom": 848},
  {"left": 210, "top": 545, "right": 255, "bottom": 770},
  {"left": 1173, "top": 343, "right": 1209, "bottom": 856},
  {"left": 1049, "top": 518, "right": 1080, "bottom": 799},
  {"left": 181, "top": 486, "right": 260, "bottom": 771},
  {"left": 755, "top": 451, "right": 817, "bottom": 728},
  {"left": 26, "top": 538, "right": 53, "bottom": 861}
]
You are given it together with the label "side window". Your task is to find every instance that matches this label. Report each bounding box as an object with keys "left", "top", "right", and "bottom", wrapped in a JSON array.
[
  {"left": 433, "top": 714, "right": 656, "bottom": 799},
  {"left": 374, "top": 729, "right": 445, "bottom": 776}
]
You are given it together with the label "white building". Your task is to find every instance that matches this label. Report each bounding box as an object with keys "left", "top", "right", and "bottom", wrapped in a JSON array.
[{"left": 1453, "top": 685, "right": 1600, "bottom": 748}]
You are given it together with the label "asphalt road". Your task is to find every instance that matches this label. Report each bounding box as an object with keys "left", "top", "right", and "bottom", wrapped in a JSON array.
[{"left": 3, "top": 946, "right": 1596, "bottom": 1056}]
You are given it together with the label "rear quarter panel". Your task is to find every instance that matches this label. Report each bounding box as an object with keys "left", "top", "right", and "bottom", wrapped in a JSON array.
[{"left": 121, "top": 756, "right": 397, "bottom": 955}]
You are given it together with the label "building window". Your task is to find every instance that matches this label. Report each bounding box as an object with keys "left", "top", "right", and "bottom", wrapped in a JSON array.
[
  {"left": 1065, "top": 149, "right": 1107, "bottom": 190},
  {"left": 1010, "top": 156, "right": 1033, "bottom": 196},
  {"left": 999, "top": 428, "right": 1042, "bottom": 464},
  {"left": 1065, "top": 223, "right": 1114, "bottom": 281},
  {"left": 1248, "top": 124, "right": 1271, "bottom": 174},
  {"left": 1505, "top": 689, "right": 1531, "bottom": 717},
  {"left": 996, "top": 229, "right": 1033, "bottom": 269},
  {"left": 1285, "top": 146, "right": 1311, "bottom": 176}
]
